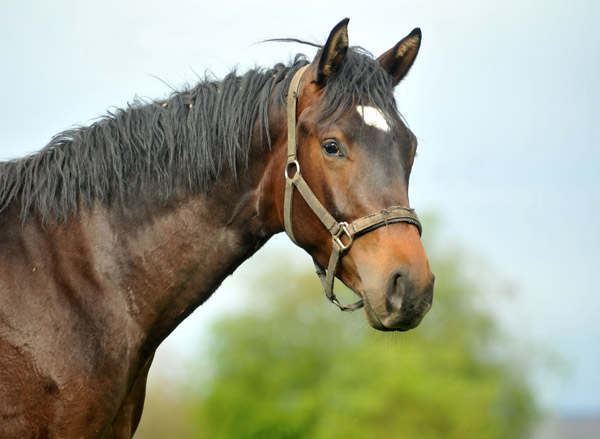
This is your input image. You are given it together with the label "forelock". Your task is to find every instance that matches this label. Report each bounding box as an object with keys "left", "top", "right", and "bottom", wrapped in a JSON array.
[{"left": 318, "top": 47, "right": 399, "bottom": 123}]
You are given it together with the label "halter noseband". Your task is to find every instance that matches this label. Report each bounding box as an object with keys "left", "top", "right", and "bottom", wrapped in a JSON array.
[{"left": 283, "top": 65, "right": 422, "bottom": 311}]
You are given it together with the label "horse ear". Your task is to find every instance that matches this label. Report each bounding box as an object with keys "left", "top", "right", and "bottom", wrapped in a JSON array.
[
  {"left": 315, "top": 18, "right": 350, "bottom": 86},
  {"left": 378, "top": 28, "right": 422, "bottom": 87}
]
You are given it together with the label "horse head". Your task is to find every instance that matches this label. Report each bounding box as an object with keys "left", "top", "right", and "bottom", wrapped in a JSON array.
[{"left": 275, "top": 19, "right": 434, "bottom": 331}]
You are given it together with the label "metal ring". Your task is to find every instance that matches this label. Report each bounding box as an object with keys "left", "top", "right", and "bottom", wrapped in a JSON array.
[
  {"left": 284, "top": 160, "right": 300, "bottom": 179},
  {"left": 333, "top": 222, "right": 354, "bottom": 252}
]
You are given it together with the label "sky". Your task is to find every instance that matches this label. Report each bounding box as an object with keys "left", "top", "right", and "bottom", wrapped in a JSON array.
[{"left": 1, "top": 0, "right": 598, "bottom": 418}]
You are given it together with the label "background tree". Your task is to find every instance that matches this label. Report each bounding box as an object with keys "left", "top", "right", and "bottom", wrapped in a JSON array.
[{"left": 136, "top": 229, "right": 540, "bottom": 439}]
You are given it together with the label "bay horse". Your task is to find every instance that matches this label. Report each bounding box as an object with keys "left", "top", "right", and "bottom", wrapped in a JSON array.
[{"left": 0, "top": 19, "right": 434, "bottom": 438}]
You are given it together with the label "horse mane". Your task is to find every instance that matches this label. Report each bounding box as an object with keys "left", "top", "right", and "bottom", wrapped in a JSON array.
[{"left": 0, "top": 46, "right": 398, "bottom": 221}]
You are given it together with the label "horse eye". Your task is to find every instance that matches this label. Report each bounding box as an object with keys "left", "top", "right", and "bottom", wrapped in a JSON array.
[{"left": 322, "top": 140, "right": 342, "bottom": 157}]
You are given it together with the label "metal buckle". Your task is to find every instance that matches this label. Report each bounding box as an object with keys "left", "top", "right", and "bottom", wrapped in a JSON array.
[
  {"left": 284, "top": 160, "right": 300, "bottom": 179},
  {"left": 333, "top": 222, "right": 354, "bottom": 251}
]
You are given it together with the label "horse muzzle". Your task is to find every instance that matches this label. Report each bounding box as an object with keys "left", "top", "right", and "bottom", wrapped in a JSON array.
[{"left": 362, "top": 267, "right": 435, "bottom": 332}]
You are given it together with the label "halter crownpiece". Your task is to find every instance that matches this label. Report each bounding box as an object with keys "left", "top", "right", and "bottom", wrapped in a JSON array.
[{"left": 283, "top": 65, "right": 422, "bottom": 311}]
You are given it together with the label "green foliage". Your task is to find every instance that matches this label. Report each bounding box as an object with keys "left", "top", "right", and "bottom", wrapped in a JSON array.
[{"left": 137, "top": 245, "right": 539, "bottom": 439}]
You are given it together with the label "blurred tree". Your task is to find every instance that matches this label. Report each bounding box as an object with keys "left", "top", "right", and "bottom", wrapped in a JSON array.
[{"left": 135, "top": 227, "right": 540, "bottom": 439}]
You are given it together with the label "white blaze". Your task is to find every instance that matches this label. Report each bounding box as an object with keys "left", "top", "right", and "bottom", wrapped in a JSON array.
[{"left": 356, "top": 105, "right": 390, "bottom": 132}]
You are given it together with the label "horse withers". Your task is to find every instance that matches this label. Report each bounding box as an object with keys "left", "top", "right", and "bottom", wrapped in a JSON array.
[{"left": 0, "top": 19, "right": 434, "bottom": 439}]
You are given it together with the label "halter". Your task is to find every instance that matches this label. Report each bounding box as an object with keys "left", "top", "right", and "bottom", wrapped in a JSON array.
[{"left": 284, "top": 65, "right": 423, "bottom": 311}]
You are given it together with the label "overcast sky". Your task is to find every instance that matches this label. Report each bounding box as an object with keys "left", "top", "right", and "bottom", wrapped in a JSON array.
[{"left": 1, "top": 0, "right": 598, "bottom": 417}]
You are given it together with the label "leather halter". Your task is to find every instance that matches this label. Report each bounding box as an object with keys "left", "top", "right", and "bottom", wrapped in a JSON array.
[{"left": 283, "top": 65, "right": 422, "bottom": 311}]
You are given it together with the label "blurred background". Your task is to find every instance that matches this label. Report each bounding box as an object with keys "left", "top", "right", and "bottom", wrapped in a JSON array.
[{"left": 1, "top": 1, "right": 598, "bottom": 438}]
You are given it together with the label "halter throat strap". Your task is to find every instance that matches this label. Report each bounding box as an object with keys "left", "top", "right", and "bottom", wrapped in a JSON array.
[{"left": 283, "top": 65, "right": 422, "bottom": 311}]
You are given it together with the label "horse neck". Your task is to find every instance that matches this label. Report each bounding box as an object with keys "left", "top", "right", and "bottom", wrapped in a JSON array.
[
  {"left": 1, "top": 74, "right": 290, "bottom": 351},
  {"left": 104, "top": 127, "right": 289, "bottom": 352},
  {"left": 111, "top": 159, "right": 287, "bottom": 350}
]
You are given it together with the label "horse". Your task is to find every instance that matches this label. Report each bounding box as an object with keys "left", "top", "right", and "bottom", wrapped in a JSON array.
[{"left": 0, "top": 18, "right": 434, "bottom": 438}]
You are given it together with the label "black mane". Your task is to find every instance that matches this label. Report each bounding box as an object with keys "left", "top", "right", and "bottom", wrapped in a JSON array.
[{"left": 0, "top": 47, "right": 399, "bottom": 221}]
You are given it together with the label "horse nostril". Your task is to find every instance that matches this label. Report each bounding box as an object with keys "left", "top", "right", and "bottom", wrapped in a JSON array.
[
  {"left": 386, "top": 269, "right": 408, "bottom": 311},
  {"left": 380, "top": 268, "right": 435, "bottom": 330}
]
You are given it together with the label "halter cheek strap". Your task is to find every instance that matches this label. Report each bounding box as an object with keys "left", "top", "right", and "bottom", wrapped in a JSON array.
[{"left": 283, "top": 65, "right": 422, "bottom": 311}]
